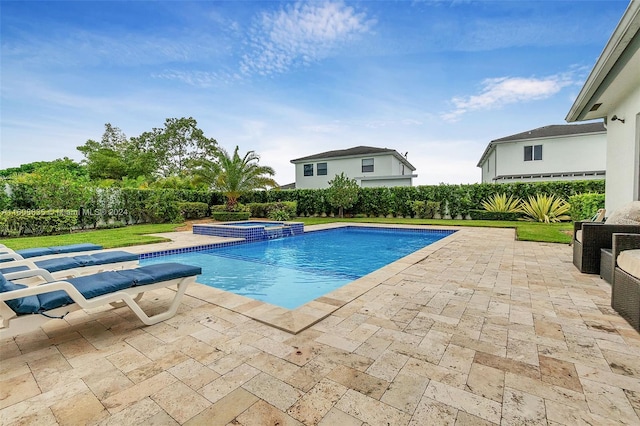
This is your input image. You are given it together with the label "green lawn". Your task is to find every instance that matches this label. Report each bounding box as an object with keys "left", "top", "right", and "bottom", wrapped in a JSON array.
[
  {"left": 0, "top": 223, "right": 182, "bottom": 251},
  {"left": 0, "top": 217, "right": 573, "bottom": 251},
  {"left": 297, "top": 217, "right": 573, "bottom": 244}
]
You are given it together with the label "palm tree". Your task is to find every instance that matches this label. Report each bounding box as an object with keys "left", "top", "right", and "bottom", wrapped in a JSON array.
[{"left": 205, "top": 146, "right": 278, "bottom": 211}]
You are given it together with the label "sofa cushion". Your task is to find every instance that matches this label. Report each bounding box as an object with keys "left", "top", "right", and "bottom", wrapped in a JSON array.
[
  {"left": 605, "top": 201, "right": 640, "bottom": 225},
  {"left": 618, "top": 249, "right": 640, "bottom": 279},
  {"left": 576, "top": 230, "right": 583, "bottom": 243}
]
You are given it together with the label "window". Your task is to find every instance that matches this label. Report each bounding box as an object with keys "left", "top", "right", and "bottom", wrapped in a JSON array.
[
  {"left": 304, "top": 164, "right": 313, "bottom": 176},
  {"left": 524, "top": 144, "right": 542, "bottom": 161},
  {"left": 317, "top": 162, "right": 327, "bottom": 176},
  {"left": 362, "top": 158, "right": 374, "bottom": 173}
]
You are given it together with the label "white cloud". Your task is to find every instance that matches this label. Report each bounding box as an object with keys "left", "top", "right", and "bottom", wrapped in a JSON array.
[
  {"left": 240, "top": 1, "right": 375, "bottom": 76},
  {"left": 442, "top": 72, "right": 579, "bottom": 122}
]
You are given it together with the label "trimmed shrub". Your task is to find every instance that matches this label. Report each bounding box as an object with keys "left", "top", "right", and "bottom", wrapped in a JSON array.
[
  {"left": 0, "top": 209, "right": 78, "bottom": 237},
  {"left": 143, "top": 191, "right": 181, "bottom": 223},
  {"left": 568, "top": 193, "right": 606, "bottom": 221},
  {"left": 248, "top": 201, "right": 297, "bottom": 219},
  {"left": 212, "top": 211, "right": 250, "bottom": 221},
  {"left": 411, "top": 201, "right": 440, "bottom": 219},
  {"left": 178, "top": 202, "right": 209, "bottom": 219},
  {"left": 267, "top": 202, "right": 297, "bottom": 221},
  {"left": 468, "top": 210, "right": 521, "bottom": 221}
]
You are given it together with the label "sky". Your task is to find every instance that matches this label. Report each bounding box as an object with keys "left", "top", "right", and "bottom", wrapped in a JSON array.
[{"left": 0, "top": 0, "right": 631, "bottom": 186}]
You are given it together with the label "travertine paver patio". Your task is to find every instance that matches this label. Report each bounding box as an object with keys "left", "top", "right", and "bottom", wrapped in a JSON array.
[{"left": 1, "top": 225, "right": 640, "bottom": 425}]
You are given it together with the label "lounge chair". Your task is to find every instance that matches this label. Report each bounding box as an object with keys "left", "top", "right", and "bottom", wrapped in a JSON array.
[
  {"left": 0, "top": 243, "right": 103, "bottom": 262},
  {"left": 611, "top": 233, "right": 640, "bottom": 331},
  {"left": 0, "top": 262, "right": 201, "bottom": 339},
  {"left": 0, "top": 250, "right": 139, "bottom": 279}
]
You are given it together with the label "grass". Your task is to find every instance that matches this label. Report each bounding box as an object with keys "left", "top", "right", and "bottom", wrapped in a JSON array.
[
  {"left": 0, "top": 217, "right": 573, "bottom": 251},
  {"left": 297, "top": 217, "right": 573, "bottom": 244},
  {"left": 0, "top": 223, "right": 183, "bottom": 251}
]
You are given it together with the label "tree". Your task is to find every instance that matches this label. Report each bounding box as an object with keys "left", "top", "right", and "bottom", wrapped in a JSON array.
[
  {"left": 205, "top": 146, "right": 277, "bottom": 211},
  {"left": 77, "top": 124, "right": 152, "bottom": 181},
  {"left": 153, "top": 117, "right": 218, "bottom": 178},
  {"left": 0, "top": 158, "right": 87, "bottom": 179},
  {"left": 327, "top": 173, "right": 359, "bottom": 218},
  {"left": 77, "top": 119, "right": 218, "bottom": 182}
]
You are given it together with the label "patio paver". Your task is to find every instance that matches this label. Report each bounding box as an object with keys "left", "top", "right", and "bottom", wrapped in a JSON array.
[{"left": 2, "top": 225, "right": 640, "bottom": 425}]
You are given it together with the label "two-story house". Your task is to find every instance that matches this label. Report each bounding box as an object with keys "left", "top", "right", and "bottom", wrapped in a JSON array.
[
  {"left": 477, "top": 123, "right": 607, "bottom": 183},
  {"left": 291, "top": 146, "right": 417, "bottom": 189},
  {"left": 566, "top": 1, "right": 639, "bottom": 213}
]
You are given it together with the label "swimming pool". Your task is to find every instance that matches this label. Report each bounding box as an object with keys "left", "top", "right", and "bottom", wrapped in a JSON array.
[{"left": 141, "top": 226, "right": 454, "bottom": 309}]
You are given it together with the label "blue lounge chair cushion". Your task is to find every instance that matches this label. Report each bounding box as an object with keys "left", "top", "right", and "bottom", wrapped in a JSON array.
[
  {"left": 37, "top": 263, "right": 201, "bottom": 312},
  {"left": 17, "top": 243, "right": 103, "bottom": 259},
  {"left": 0, "top": 273, "right": 41, "bottom": 314},
  {"left": 34, "top": 251, "right": 139, "bottom": 273},
  {"left": 0, "top": 265, "right": 29, "bottom": 275},
  {"left": 83, "top": 251, "right": 139, "bottom": 264}
]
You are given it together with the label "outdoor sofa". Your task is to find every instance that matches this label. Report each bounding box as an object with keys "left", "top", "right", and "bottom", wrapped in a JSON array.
[
  {"left": 0, "top": 262, "right": 201, "bottom": 339},
  {"left": 573, "top": 221, "right": 640, "bottom": 274},
  {"left": 611, "top": 233, "right": 640, "bottom": 331}
]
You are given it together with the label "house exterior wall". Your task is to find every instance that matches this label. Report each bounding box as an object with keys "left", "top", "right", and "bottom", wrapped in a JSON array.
[
  {"left": 480, "top": 150, "right": 497, "bottom": 183},
  {"left": 478, "top": 132, "right": 606, "bottom": 183},
  {"left": 605, "top": 84, "right": 640, "bottom": 213},
  {"left": 360, "top": 177, "right": 414, "bottom": 187},
  {"left": 294, "top": 153, "right": 414, "bottom": 189}
]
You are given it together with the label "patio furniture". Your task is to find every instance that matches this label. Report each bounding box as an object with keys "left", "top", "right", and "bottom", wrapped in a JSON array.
[
  {"left": 0, "top": 243, "right": 103, "bottom": 262},
  {"left": 600, "top": 248, "right": 613, "bottom": 283},
  {"left": 0, "top": 250, "right": 139, "bottom": 278},
  {"left": 611, "top": 233, "right": 640, "bottom": 331},
  {"left": 0, "top": 262, "right": 201, "bottom": 338},
  {"left": 572, "top": 221, "right": 640, "bottom": 274}
]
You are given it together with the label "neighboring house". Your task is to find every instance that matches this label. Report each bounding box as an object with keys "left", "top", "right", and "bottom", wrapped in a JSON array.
[
  {"left": 477, "top": 123, "right": 607, "bottom": 183},
  {"left": 290, "top": 146, "right": 417, "bottom": 189},
  {"left": 566, "top": 1, "right": 640, "bottom": 213}
]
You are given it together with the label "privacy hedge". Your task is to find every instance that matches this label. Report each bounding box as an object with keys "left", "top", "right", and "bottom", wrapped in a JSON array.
[
  {"left": 568, "top": 193, "right": 606, "bottom": 221},
  {"left": 212, "top": 211, "right": 250, "bottom": 221},
  {"left": 2, "top": 180, "right": 605, "bottom": 226},
  {"left": 247, "top": 202, "right": 297, "bottom": 219},
  {"left": 177, "top": 202, "right": 209, "bottom": 219},
  {"left": 0, "top": 209, "right": 78, "bottom": 237},
  {"left": 468, "top": 210, "right": 522, "bottom": 221}
]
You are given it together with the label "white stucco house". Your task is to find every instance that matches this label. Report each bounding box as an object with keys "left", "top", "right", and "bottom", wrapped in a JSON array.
[
  {"left": 566, "top": 0, "right": 640, "bottom": 213},
  {"left": 477, "top": 123, "right": 607, "bottom": 183},
  {"left": 290, "top": 146, "right": 417, "bottom": 189}
]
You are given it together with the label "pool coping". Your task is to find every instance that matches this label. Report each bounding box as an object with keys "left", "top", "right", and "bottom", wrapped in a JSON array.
[{"left": 179, "top": 222, "right": 465, "bottom": 334}]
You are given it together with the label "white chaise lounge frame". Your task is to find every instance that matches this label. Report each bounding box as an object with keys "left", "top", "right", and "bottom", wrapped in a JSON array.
[
  {"left": 0, "top": 268, "right": 196, "bottom": 339},
  {"left": 0, "top": 257, "right": 139, "bottom": 280}
]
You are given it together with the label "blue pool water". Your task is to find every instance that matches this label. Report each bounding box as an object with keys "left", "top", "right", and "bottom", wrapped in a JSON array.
[{"left": 141, "top": 227, "right": 454, "bottom": 309}]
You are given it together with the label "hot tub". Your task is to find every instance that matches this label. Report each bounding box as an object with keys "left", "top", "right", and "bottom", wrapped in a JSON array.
[{"left": 193, "top": 221, "right": 304, "bottom": 242}]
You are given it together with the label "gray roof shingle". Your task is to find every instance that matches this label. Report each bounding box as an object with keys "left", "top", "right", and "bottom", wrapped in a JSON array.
[
  {"left": 291, "top": 146, "right": 396, "bottom": 162},
  {"left": 492, "top": 122, "right": 605, "bottom": 143},
  {"left": 291, "top": 145, "right": 416, "bottom": 170}
]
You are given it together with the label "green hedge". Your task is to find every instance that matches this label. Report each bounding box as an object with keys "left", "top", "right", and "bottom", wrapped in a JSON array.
[
  {"left": 247, "top": 201, "right": 297, "bottom": 219},
  {"left": 0, "top": 209, "right": 78, "bottom": 237},
  {"left": 212, "top": 211, "right": 251, "bottom": 221},
  {"left": 3, "top": 180, "right": 606, "bottom": 228},
  {"left": 468, "top": 210, "right": 522, "bottom": 221},
  {"left": 568, "top": 193, "right": 606, "bottom": 222},
  {"left": 178, "top": 202, "right": 209, "bottom": 219}
]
